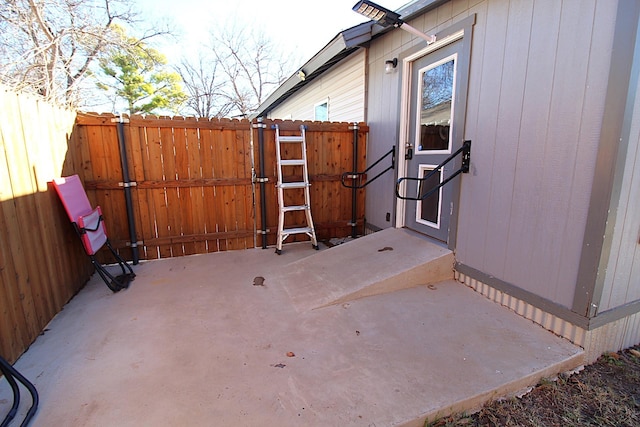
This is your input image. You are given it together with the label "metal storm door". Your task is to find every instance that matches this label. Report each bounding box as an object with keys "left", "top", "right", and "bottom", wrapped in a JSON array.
[{"left": 402, "top": 42, "right": 462, "bottom": 243}]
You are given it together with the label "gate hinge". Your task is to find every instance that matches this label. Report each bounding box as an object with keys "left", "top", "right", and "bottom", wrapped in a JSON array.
[
  {"left": 126, "top": 240, "right": 144, "bottom": 248},
  {"left": 118, "top": 181, "right": 137, "bottom": 188},
  {"left": 254, "top": 177, "right": 269, "bottom": 183}
]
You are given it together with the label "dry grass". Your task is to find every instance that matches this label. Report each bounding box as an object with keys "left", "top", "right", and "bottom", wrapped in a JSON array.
[{"left": 429, "top": 344, "right": 640, "bottom": 427}]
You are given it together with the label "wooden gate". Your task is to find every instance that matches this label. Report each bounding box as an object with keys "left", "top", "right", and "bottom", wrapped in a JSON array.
[{"left": 73, "top": 114, "right": 367, "bottom": 261}]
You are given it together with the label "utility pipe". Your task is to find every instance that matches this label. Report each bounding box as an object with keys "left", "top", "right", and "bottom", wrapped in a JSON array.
[
  {"left": 351, "top": 123, "right": 359, "bottom": 238},
  {"left": 115, "top": 115, "right": 139, "bottom": 264},
  {"left": 257, "top": 117, "right": 268, "bottom": 248}
]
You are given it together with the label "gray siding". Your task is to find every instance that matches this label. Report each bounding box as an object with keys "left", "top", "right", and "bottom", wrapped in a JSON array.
[
  {"left": 456, "top": 0, "right": 616, "bottom": 309},
  {"left": 600, "top": 67, "right": 640, "bottom": 312},
  {"left": 365, "top": 0, "right": 619, "bottom": 309},
  {"left": 269, "top": 50, "right": 366, "bottom": 122}
]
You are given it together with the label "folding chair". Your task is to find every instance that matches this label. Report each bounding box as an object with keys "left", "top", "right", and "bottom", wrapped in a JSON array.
[{"left": 52, "top": 175, "right": 135, "bottom": 292}]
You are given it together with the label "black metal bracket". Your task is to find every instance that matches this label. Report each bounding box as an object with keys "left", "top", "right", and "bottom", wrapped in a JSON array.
[
  {"left": 396, "top": 140, "right": 471, "bottom": 201},
  {"left": 341, "top": 146, "right": 396, "bottom": 189}
]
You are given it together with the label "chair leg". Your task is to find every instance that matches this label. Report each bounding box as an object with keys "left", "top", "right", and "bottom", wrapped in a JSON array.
[
  {"left": 0, "top": 356, "right": 38, "bottom": 427},
  {"left": 105, "top": 240, "right": 135, "bottom": 277},
  {"left": 90, "top": 240, "right": 136, "bottom": 293},
  {"left": 91, "top": 258, "right": 125, "bottom": 293},
  {"left": 0, "top": 359, "right": 20, "bottom": 427}
]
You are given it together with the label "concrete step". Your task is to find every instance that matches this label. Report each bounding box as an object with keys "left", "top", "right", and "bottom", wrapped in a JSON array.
[{"left": 279, "top": 227, "right": 454, "bottom": 311}]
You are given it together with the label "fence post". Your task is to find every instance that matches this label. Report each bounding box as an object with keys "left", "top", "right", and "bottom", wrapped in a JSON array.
[
  {"left": 114, "top": 114, "right": 139, "bottom": 264},
  {"left": 255, "top": 117, "right": 269, "bottom": 249},
  {"left": 350, "top": 122, "right": 359, "bottom": 238}
]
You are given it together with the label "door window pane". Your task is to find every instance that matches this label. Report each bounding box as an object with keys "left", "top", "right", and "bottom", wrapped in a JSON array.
[
  {"left": 418, "top": 167, "right": 441, "bottom": 225},
  {"left": 417, "top": 59, "right": 454, "bottom": 152}
]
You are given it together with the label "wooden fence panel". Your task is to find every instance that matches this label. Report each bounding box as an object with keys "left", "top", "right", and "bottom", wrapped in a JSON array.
[
  {"left": 0, "top": 88, "right": 92, "bottom": 363},
  {"left": 258, "top": 120, "right": 367, "bottom": 246},
  {"left": 72, "top": 115, "right": 366, "bottom": 260}
]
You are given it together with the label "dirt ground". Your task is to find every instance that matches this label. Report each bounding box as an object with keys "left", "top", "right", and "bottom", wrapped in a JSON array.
[{"left": 431, "top": 344, "right": 640, "bottom": 427}]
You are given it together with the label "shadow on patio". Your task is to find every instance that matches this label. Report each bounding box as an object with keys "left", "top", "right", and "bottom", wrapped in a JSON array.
[{"left": 1, "top": 229, "right": 583, "bottom": 427}]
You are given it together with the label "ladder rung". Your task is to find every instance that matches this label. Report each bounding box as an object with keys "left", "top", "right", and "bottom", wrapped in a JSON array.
[
  {"left": 280, "top": 159, "right": 305, "bottom": 166},
  {"left": 279, "top": 182, "right": 308, "bottom": 189},
  {"left": 278, "top": 136, "right": 304, "bottom": 143},
  {"left": 282, "top": 205, "right": 309, "bottom": 212},
  {"left": 282, "top": 227, "right": 313, "bottom": 235}
]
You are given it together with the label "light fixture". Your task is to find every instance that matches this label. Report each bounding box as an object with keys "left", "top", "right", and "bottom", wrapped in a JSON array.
[
  {"left": 352, "top": 0, "right": 402, "bottom": 27},
  {"left": 352, "top": 0, "right": 437, "bottom": 44},
  {"left": 297, "top": 69, "right": 306, "bottom": 81},
  {"left": 385, "top": 58, "right": 398, "bottom": 74}
]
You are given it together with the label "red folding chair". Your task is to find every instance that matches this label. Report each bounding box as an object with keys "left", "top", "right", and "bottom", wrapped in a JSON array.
[{"left": 52, "top": 175, "right": 134, "bottom": 292}]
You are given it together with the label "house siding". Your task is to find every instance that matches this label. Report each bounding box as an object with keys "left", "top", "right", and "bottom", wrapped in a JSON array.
[
  {"left": 464, "top": 0, "right": 617, "bottom": 310},
  {"left": 600, "top": 51, "right": 640, "bottom": 312},
  {"left": 269, "top": 49, "right": 366, "bottom": 122},
  {"left": 364, "top": 0, "right": 623, "bottom": 310}
]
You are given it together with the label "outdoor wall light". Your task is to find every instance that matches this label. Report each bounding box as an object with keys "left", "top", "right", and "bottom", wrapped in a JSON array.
[
  {"left": 385, "top": 58, "right": 398, "bottom": 74},
  {"left": 352, "top": 0, "right": 437, "bottom": 44}
]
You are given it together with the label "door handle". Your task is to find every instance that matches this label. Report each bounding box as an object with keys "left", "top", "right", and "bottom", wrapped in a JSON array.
[{"left": 405, "top": 144, "right": 413, "bottom": 160}]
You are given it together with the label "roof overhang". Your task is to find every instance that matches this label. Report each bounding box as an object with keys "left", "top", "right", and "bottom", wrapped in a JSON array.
[
  {"left": 249, "top": 22, "right": 373, "bottom": 119},
  {"left": 250, "top": 0, "right": 451, "bottom": 119}
]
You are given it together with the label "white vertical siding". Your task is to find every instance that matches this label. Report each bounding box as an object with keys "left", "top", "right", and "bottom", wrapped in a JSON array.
[
  {"left": 269, "top": 49, "right": 366, "bottom": 122},
  {"left": 600, "top": 70, "right": 640, "bottom": 311}
]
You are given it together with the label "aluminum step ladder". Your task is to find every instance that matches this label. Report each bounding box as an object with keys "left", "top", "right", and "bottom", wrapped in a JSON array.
[{"left": 274, "top": 124, "right": 318, "bottom": 254}]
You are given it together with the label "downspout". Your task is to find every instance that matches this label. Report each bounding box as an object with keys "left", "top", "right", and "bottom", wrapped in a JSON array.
[
  {"left": 350, "top": 122, "right": 359, "bottom": 238},
  {"left": 255, "top": 117, "right": 269, "bottom": 248},
  {"left": 114, "top": 114, "right": 139, "bottom": 264}
]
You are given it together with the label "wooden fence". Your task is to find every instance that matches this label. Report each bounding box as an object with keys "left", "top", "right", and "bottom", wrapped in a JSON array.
[
  {"left": 1, "top": 95, "right": 367, "bottom": 362},
  {"left": 73, "top": 114, "right": 368, "bottom": 261},
  {"left": 0, "top": 88, "right": 93, "bottom": 363}
]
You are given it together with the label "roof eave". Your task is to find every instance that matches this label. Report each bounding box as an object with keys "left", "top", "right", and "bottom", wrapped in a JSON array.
[
  {"left": 250, "top": 0, "right": 452, "bottom": 119},
  {"left": 250, "top": 22, "right": 373, "bottom": 119}
]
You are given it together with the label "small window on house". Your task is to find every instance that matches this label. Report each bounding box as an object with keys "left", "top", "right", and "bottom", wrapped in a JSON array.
[{"left": 314, "top": 100, "right": 329, "bottom": 121}]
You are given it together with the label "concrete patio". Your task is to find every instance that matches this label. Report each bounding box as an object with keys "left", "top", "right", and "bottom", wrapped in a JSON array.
[{"left": 1, "top": 229, "right": 584, "bottom": 426}]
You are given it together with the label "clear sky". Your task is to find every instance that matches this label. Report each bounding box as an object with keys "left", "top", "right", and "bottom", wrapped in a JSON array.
[{"left": 134, "top": 0, "right": 410, "bottom": 63}]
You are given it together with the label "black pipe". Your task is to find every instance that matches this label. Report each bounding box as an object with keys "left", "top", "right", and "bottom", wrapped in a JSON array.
[
  {"left": 0, "top": 355, "right": 39, "bottom": 427},
  {"left": 257, "top": 117, "right": 268, "bottom": 248},
  {"left": 351, "top": 123, "right": 358, "bottom": 238},
  {"left": 116, "top": 116, "right": 139, "bottom": 264}
]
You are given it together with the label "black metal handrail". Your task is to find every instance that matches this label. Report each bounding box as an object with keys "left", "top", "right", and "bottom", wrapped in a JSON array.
[
  {"left": 341, "top": 146, "right": 396, "bottom": 189},
  {"left": 396, "top": 140, "right": 471, "bottom": 201}
]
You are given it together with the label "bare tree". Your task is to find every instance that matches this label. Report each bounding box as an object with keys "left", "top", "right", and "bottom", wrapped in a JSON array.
[
  {"left": 207, "top": 24, "right": 295, "bottom": 118},
  {"left": 176, "top": 54, "right": 233, "bottom": 119},
  {"left": 0, "top": 0, "right": 168, "bottom": 109}
]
